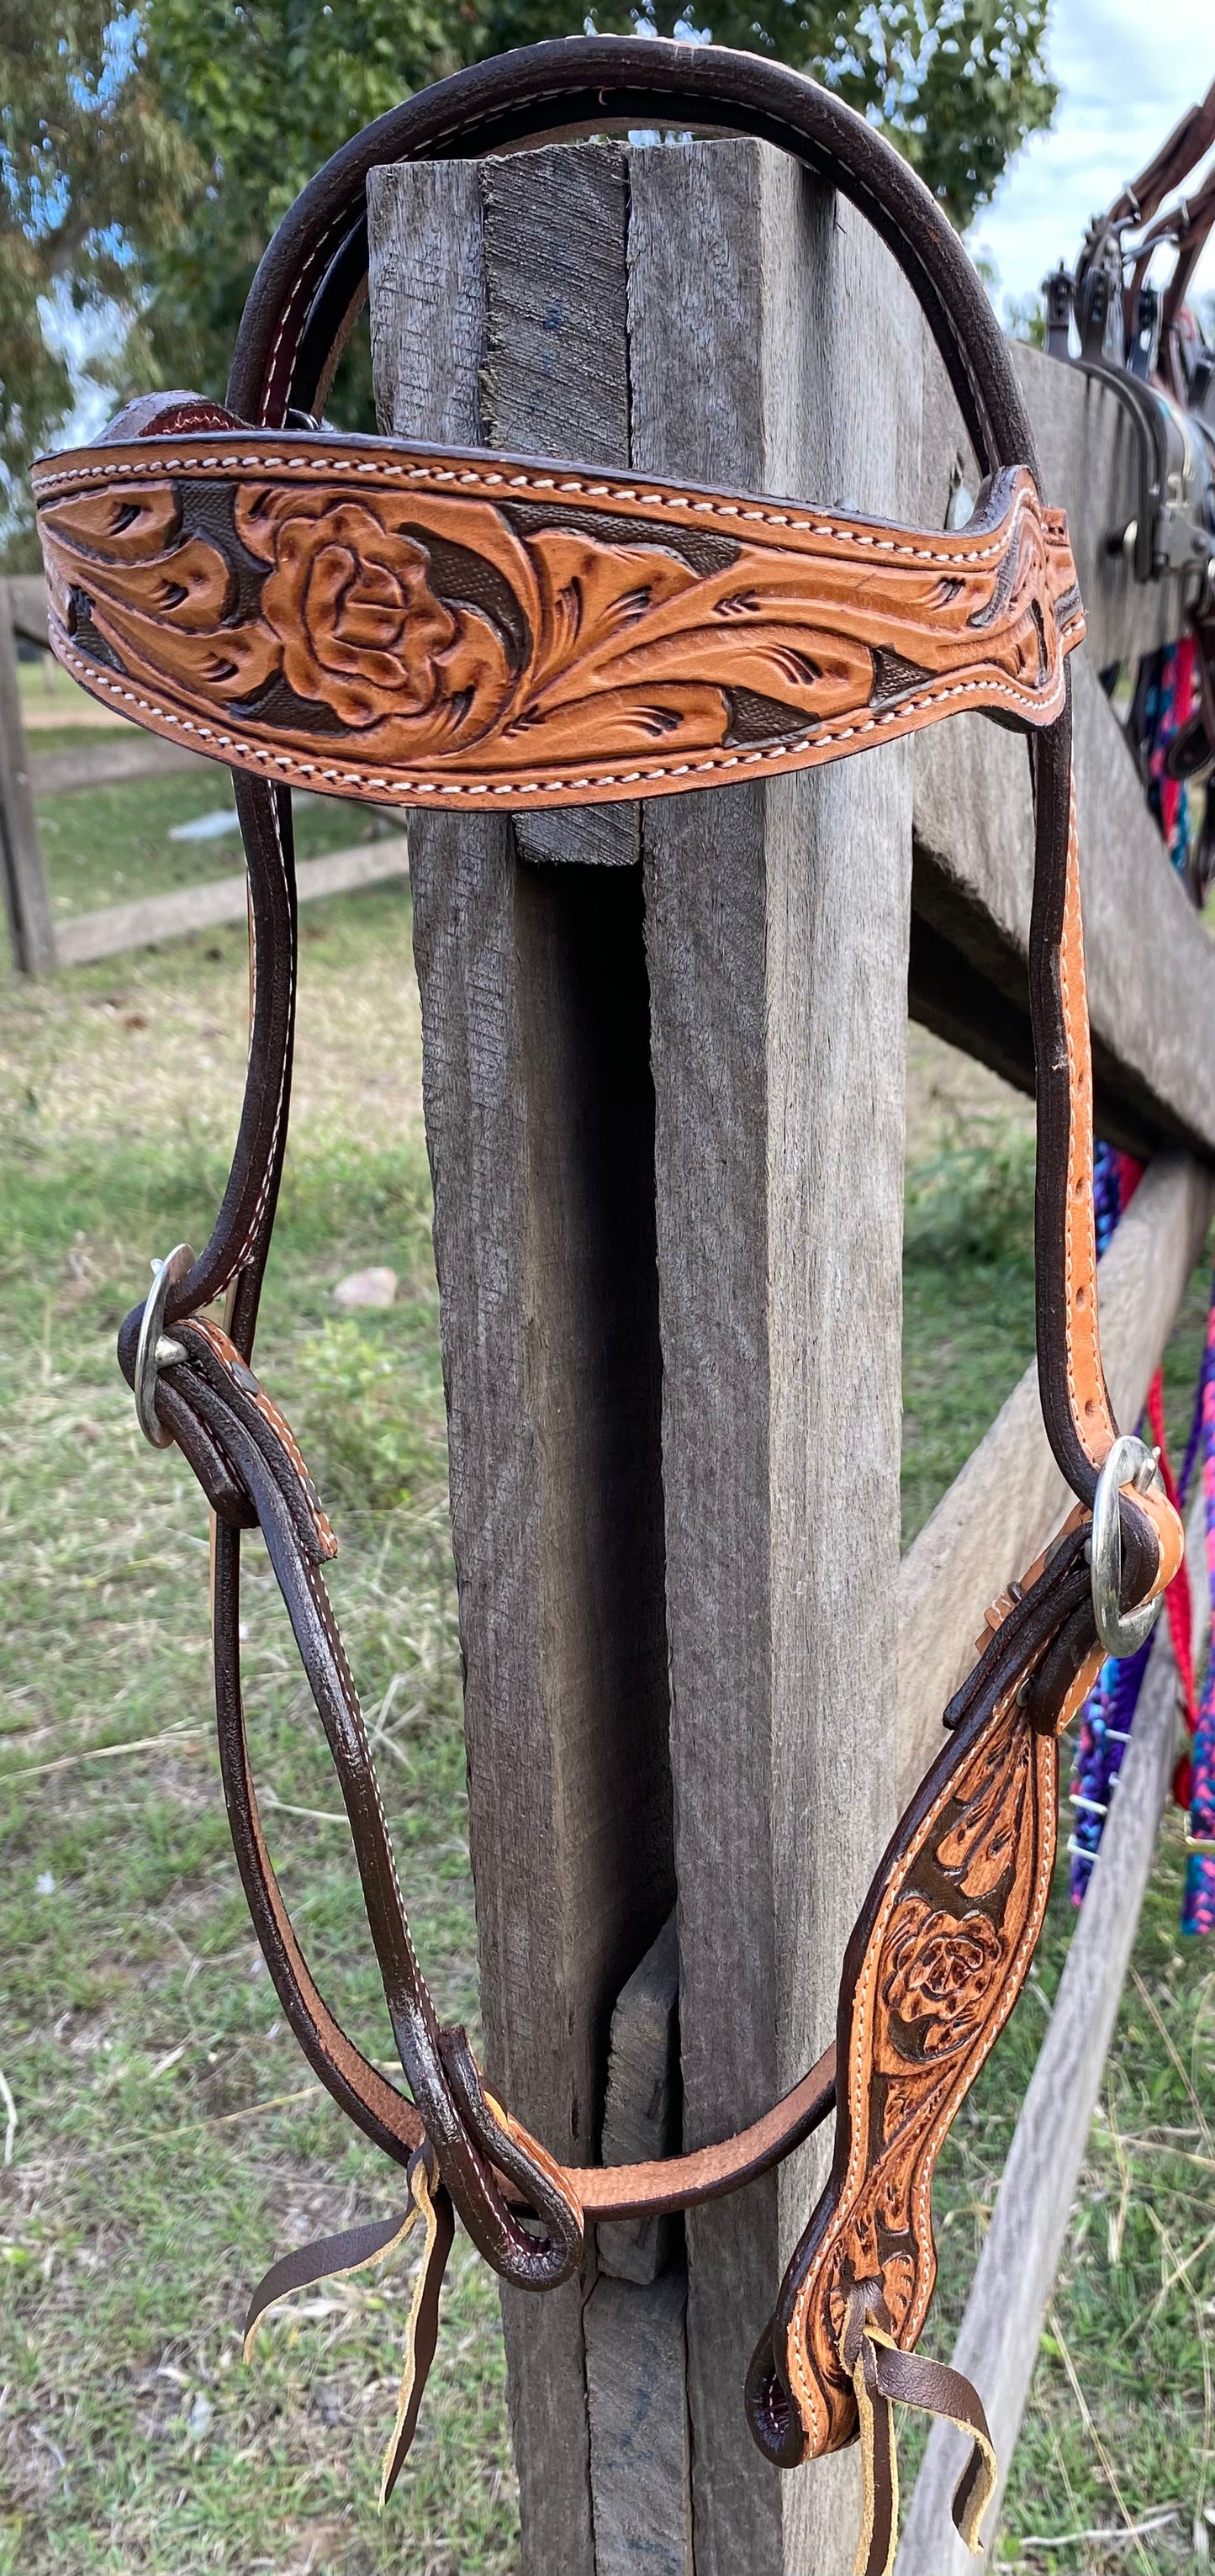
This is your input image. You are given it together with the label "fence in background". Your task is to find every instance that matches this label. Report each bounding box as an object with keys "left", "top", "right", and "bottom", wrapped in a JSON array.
[{"left": 0, "top": 576, "right": 408, "bottom": 972}]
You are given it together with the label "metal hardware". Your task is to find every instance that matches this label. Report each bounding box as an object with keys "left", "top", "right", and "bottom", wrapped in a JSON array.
[
  {"left": 1090, "top": 1432, "right": 1165, "bottom": 1658},
  {"left": 1184, "top": 1821, "right": 1215, "bottom": 1858},
  {"left": 134, "top": 1243, "right": 195, "bottom": 1447}
]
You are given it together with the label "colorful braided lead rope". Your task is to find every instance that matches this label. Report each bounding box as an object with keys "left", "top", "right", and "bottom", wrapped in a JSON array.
[
  {"left": 1181, "top": 1296, "right": 1215, "bottom": 1934},
  {"left": 1131, "top": 637, "right": 1199, "bottom": 876},
  {"left": 1069, "top": 1143, "right": 1211, "bottom": 1923}
]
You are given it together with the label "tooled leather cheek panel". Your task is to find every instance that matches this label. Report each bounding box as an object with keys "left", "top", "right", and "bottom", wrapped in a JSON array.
[
  {"left": 778, "top": 1680, "right": 1058, "bottom": 2461},
  {"left": 32, "top": 447, "right": 1084, "bottom": 808},
  {"left": 1057, "top": 770, "right": 1116, "bottom": 1474}
]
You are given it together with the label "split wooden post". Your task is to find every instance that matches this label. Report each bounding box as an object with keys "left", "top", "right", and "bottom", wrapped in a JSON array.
[
  {"left": 368, "top": 146, "right": 672, "bottom": 2575},
  {"left": 369, "top": 135, "right": 919, "bottom": 2574},
  {"left": 630, "top": 140, "right": 920, "bottom": 2576}
]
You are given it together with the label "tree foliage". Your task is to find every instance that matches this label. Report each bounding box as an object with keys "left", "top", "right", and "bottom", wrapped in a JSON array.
[
  {"left": 1, "top": 0, "right": 1057, "bottom": 561},
  {"left": 137, "top": 0, "right": 466, "bottom": 410},
  {"left": 0, "top": 3, "right": 194, "bottom": 549},
  {"left": 477, "top": 0, "right": 1057, "bottom": 230}
]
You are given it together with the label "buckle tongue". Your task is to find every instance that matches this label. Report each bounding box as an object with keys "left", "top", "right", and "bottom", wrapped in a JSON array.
[
  {"left": 1090, "top": 1431, "right": 1165, "bottom": 1658},
  {"left": 134, "top": 1243, "right": 195, "bottom": 1447}
]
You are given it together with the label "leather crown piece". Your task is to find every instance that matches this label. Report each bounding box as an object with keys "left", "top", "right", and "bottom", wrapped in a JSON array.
[{"left": 33, "top": 37, "right": 1185, "bottom": 2576}]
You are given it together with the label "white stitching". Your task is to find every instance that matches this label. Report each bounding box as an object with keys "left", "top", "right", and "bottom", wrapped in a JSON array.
[
  {"left": 51, "top": 636, "right": 1070, "bottom": 799},
  {"left": 784, "top": 1690, "right": 1056, "bottom": 2450},
  {"left": 261, "top": 204, "right": 354, "bottom": 424},
  {"left": 229, "top": 782, "right": 294, "bottom": 1278},
  {"left": 33, "top": 444, "right": 1054, "bottom": 569}
]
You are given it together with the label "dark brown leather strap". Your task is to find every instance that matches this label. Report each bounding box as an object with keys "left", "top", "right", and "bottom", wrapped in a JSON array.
[
  {"left": 1107, "top": 75, "right": 1215, "bottom": 230},
  {"left": 843, "top": 2282, "right": 997, "bottom": 2576}
]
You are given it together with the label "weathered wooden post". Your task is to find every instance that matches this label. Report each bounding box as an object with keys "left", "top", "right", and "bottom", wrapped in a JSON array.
[
  {"left": 0, "top": 579, "right": 55, "bottom": 972},
  {"left": 367, "top": 135, "right": 921, "bottom": 2573}
]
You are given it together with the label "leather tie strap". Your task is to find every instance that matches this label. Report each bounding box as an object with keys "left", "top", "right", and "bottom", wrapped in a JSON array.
[
  {"left": 843, "top": 2285, "right": 997, "bottom": 2576},
  {"left": 243, "top": 2141, "right": 456, "bottom": 2505}
]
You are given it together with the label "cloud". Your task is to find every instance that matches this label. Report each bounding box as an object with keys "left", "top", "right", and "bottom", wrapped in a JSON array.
[{"left": 968, "top": 0, "right": 1215, "bottom": 311}]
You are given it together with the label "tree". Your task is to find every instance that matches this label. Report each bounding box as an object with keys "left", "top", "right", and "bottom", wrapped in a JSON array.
[
  {"left": 0, "top": 3, "right": 195, "bottom": 562},
  {"left": 3, "top": 0, "right": 1056, "bottom": 563},
  {"left": 136, "top": 0, "right": 467, "bottom": 413},
  {"left": 470, "top": 0, "right": 1058, "bottom": 230}
]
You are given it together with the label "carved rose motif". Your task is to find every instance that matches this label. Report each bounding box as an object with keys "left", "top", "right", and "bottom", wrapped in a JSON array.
[
  {"left": 260, "top": 499, "right": 466, "bottom": 728},
  {"left": 883, "top": 1898, "right": 1003, "bottom": 2059},
  {"left": 35, "top": 452, "right": 1083, "bottom": 806}
]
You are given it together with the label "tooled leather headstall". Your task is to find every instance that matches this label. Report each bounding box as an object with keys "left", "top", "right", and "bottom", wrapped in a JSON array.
[{"left": 30, "top": 38, "right": 1186, "bottom": 2576}]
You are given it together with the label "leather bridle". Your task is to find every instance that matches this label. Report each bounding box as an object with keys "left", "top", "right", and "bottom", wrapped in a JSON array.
[
  {"left": 31, "top": 38, "right": 1186, "bottom": 2573},
  {"left": 1044, "top": 80, "right": 1215, "bottom": 901}
]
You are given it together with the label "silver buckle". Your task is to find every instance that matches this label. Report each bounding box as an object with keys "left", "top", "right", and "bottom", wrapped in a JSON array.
[
  {"left": 134, "top": 1243, "right": 194, "bottom": 1447},
  {"left": 1090, "top": 1432, "right": 1165, "bottom": 1659}
]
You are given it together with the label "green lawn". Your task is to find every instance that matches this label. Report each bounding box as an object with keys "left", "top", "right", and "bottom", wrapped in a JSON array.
[
  {"left": 33, "top": 743, "right": 386, "bottom": 922},
  {"left": 0, "top": 890, "right": 513, "bottom": 2574},
  {"left": 1, "top": 878, "right": 1212, "bottom": 2574}
]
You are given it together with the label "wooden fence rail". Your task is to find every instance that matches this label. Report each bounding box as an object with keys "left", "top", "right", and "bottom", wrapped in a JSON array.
[
  {"left": 364, "top": 135, "right": 1215, "bottom": 2576},
  {"left": 0, "top": 576, "right": 409, "bottom": 971}
]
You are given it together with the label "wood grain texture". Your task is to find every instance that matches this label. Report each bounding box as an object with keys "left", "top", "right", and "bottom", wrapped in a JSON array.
[
  {"left": 597, "top": 1909, "right": 680, "bottom": 2285},
  {"left": 912, "top": 325, "right": 1215, "bottom": 1160},
  {"left": 630, "top": 138, "right": 920, "bottom": 2576},
  {"left": 0, "top": 585, "right": 55, "bottom": 972},
  {"left": 897, "top": 1150, "right": 1212, "bottom": 1806},
  {"left": 894, "top": 1486, "right": 1207, "bottom": 2576},
  {"left": 367, "top": 145, "right": 671, "bottom": 2576},
  {"left": 53, "top": 836, "right": 409, "bottom": 969},
  {"left": 912, "top": 647, "right": 1215, "bottom": 1157},
  {"left": 585, "top": 2264, "right": 693, "bottom": 2576}
]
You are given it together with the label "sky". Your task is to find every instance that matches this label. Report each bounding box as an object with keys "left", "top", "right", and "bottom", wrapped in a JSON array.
[
  {"left": 42, "top": 0, "right": 1215, "bottom": 442},
  {"left": 969, "top": 0, "right": 1215, "bottom": 317}
]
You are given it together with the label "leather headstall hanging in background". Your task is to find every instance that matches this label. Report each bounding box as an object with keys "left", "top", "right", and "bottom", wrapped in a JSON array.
[{"left": 1044, "top": 76, "right": 1215, "bottom": 901}]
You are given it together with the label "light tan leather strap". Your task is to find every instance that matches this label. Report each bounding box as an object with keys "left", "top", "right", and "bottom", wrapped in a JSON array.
[{"left": 34, "top": 437, "right": 1081, "bottom": 811}]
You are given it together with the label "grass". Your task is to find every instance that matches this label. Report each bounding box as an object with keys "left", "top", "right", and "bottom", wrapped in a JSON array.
[
  {"left": 0, "top": 886, "right": 515, "bottom": 2574},
  {"left": 1, "top": 880, "right": 1212, "bottom": 2574},
  {"left": 34, "top": 754, "right": 388, "bottom": 922}
]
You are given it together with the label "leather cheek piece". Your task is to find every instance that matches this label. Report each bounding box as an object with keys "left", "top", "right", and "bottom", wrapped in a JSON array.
[
  {"left": 746, "top": 1534, "right": 1092, "bottom": 2470},
  {"left": 31, "top": 436, "right": 1085, "bottom": 812},
  {"left": 1129, "top": 1478, "right": 1186, "bottom": 1597}
]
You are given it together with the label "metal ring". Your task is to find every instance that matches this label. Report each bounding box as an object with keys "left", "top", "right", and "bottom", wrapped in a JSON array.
[
  {"left": 1090, "top": 1432, "right": 1165, "bottom": 1659},
  {"left": 134, "top": 1243, "right": 195, "bottom": 1448}
]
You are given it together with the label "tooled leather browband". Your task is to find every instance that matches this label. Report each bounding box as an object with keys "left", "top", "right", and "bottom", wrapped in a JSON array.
[
  {"left": 34, "top": 434, "right": 1082, "bottom": 807},
  {"left": 33, "top": 35, "right": 1186, "bottom": 2575}
]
